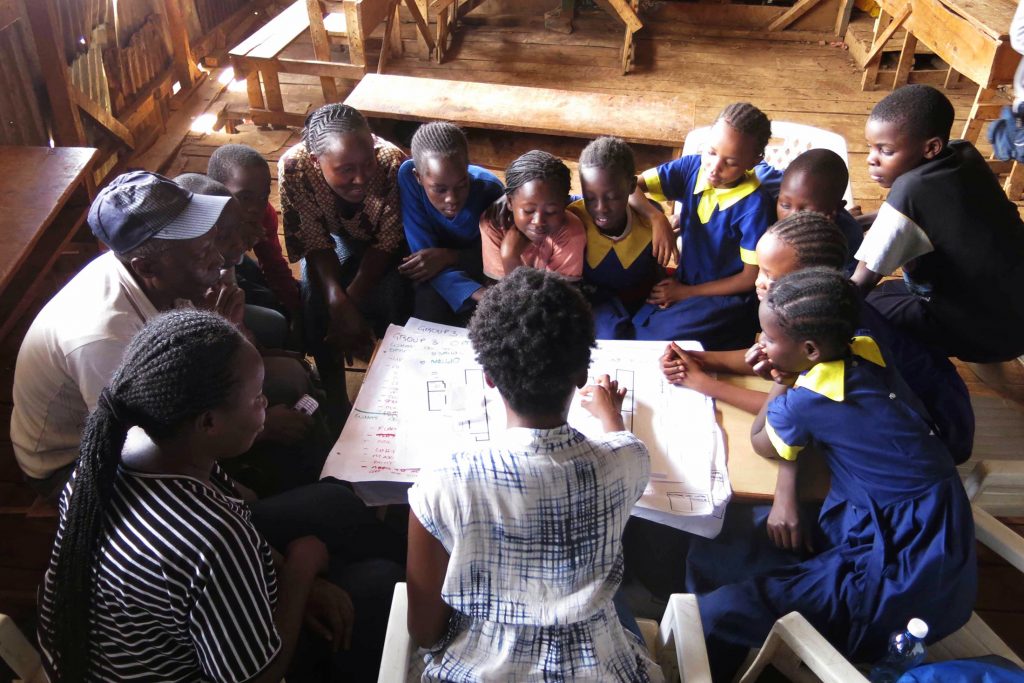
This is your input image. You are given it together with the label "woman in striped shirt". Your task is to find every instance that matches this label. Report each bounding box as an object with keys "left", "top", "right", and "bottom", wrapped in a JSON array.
[{"left": 38, "top": 309, "right": 337, "bottom": 683}]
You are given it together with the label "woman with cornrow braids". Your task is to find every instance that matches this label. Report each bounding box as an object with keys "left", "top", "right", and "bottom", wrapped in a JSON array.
[
  {"left": 278, "top": 103, "right": 410, "bottom": 422},
  {"left": 37, "top": 309, "right": 400, "bottom": 683}
]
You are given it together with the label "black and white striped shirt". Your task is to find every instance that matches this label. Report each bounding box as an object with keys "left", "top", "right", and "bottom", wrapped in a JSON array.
[{"left": 39, "top": 464, "right": 281, "bottom": 682}]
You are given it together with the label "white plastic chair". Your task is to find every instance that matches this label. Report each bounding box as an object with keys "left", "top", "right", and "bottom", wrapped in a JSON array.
[
  {"left": 377, "top": 585, "right": 713, "bottom": 682},
  {"left": 0, "top": 614, "right": 47, "bottom": 683},
  {"left": 734, "top": 501, "right": 1024, "bottom": 682},
  {"left": 680, "top": 121, "right": 855, "bottom": 208}
]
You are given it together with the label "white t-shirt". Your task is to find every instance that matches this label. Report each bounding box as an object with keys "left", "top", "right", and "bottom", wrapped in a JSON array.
[{"left": 11, "top": 252, "right": 157, "bottom": 479}]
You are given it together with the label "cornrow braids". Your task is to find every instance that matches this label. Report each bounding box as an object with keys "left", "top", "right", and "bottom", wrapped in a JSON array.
[
  {"left": 48, "top": 309, "right": 246, "bottom": 682},
  {"left": 302, "top": 103, "right": 370, "bottom": 156},
  {"left": 411, "top": 121, "right": 469, "bottom": 170},
  {"left": 766, "top": 267, "right": 860, "bottom": 351},
  {"left": 579, "top": 136, "right": 636, "bottom": 181},
  {"left": 504, "top": 150, "right": 571, "bottom": 200},
  {"left": 208, "top": 144, "right": 269, "bottom": 184},
  {"left": 717, "top": 102, "right": 772, "bottom": 157},
  {"left": 768, "top": 211, "right": 848, "bottom": 271},
  {"left": 469, "top": 268, "right": 595, "bottom": 416}
]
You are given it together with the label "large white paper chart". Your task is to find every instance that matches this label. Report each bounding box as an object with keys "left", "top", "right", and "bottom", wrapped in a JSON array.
[{"left": 323, "top": 319, "right": 731, "bottom": 534}]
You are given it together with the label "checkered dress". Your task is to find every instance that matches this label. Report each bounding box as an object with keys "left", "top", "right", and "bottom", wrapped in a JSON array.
[{"left": 408, "top": 425, "right": 663, "bottom": 682}]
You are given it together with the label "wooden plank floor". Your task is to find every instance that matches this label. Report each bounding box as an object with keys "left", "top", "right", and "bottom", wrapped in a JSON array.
[{"left": 2, "top": 0, "right": 1023, "bottom": 670}]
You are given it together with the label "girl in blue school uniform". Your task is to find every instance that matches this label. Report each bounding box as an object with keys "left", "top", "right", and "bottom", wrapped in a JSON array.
[
  {"left": 569, "top": 136, "right": 661, "bottom": 339},
  {"left": 398, "top": 122, "right": 505, "bottom": 325},
  {"left": 631, "top": 103, "right": 774, "bottom": 350},
  {"left": 698, "top": 267, "right": 977, "bottom": 681}
]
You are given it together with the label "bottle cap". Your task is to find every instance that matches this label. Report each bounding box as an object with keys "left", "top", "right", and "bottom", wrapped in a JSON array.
[{"left": 907, "top": 618, "right": 929, "bottom": 639}]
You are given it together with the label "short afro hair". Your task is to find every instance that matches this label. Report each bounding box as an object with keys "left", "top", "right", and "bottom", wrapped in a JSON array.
[
  {"left": 207, "top": 144, "right": 269, "bottom": 184},
  {"left": 173, "top": 173, "right": 232, "bottom": 197},
  {"left": 468, "top": 268, "right": 595, "bottom": 416},
  {"left": 869, "top": 84, "right": 955, "bottom": 144},
  {"left": 782, "top": 148, "right": 848, "bottom": 208},
  {"left": 579, "top": 136, "right": 636, "bottom": 181}
]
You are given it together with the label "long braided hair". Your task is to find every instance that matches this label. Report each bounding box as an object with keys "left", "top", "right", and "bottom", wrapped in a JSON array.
[
  {"left": 302, "top": 103, "right": 370, "bottom": 156},
  {"left": 765, "top": 267, "right": 860, "bottom": 351},
  {"left": 716, "top": 102, "right": 772, "bottom": 157},
  {"left": 767, "top": 211, "right": 848, "bottom": 271},
  {"left": 485, "top": 150, "right": 571, "bottom": 230},
  {"left": 47, "top": 309, "right": 246, "bottom": 682},
  {"left": 411, "top": 121, "right": 469, "bottom": 170}
]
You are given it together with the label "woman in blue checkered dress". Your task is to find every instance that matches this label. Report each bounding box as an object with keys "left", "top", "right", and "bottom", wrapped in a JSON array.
[{"left": 406, "top": 269, "right": 663, "bottom": 682}]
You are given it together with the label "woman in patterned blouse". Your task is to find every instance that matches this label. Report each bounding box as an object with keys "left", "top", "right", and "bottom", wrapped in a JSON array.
[{"left": 278, "top": 104, "right": 410, "bottom": 416}]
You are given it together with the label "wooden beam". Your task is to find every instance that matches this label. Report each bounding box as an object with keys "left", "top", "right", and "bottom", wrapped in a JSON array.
[
  {"left": 892, "top": 30, "right": 917, "bottom": 86},
  {"left": 405, "top": 0, "right": 436, "bottom": 53},
  {"left": 72, "top": 86, "right": 136, "bottom": 149},
  {"left": 239, "top": 107, "right": 308, "bottom": 128},
  {"left": 305, "top": 0, "right": 340, "bottom": 102},
  {"left": 862, "top": 3, "right": 911, "bottom": 66},
  {"left": 23, "top": 0, "right": 85, "bottom": 145},
  {"left": 765, "top": 0, "right": 825, "bottom": 31},
  {"left": 593, "top": 0, "right": 643, "bottom": 32},
  {"left": 834, "top": 0, "right": 855, "bottom": 37},
  {"left": 275, "top": 57, "right": 366, "bottom": 79},
  {"left": 161, "top": 0, "right": 200, "bottom": 88}
]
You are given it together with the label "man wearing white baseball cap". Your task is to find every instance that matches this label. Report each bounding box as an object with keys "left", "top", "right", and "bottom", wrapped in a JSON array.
[{"left": 11, "top": 171, "right": 231, "bottom": 498}]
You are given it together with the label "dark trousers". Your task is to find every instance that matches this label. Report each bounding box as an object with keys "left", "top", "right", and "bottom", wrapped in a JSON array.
[
  {"left": 250, "top": 479, "right": 406, "bottom": 681},
  {"left": 410, "top": 245, "right": 485, "bottom": 327},
  {"left": 868, "top": 279, "right": 1024, "bottom": 363}
]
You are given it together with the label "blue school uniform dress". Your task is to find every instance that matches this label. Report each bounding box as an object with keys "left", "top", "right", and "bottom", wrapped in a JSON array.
[
  {"left": 697, "top": 335, "right": 977, "bottom": 679},
  {"left": 633, "top": 156, "right": 772, "bottom": 350},
  {"left": 755, "top": 162, "right": 864, "bottom": 276},
  {"left": 569, "top": 200, "right": 659, "bottom": 339},
  {"left": 399, "top": 161, "right": 504, "bottom": 321}
]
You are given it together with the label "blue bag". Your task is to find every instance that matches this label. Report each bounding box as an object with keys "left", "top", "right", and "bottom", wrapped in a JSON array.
[
  {"left": 896, "top": 655, "right": 1024, "bottom": 682},
  {"left": 988, "top": 106, "right": 1024, "bottom": 162}
]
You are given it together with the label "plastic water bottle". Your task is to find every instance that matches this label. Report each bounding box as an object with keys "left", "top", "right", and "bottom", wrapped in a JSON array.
[{"left": 869, "top": 618, "right": 929, "bottom": 682}]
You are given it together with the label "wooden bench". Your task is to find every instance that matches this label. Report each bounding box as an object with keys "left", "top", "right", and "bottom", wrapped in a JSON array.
[
  {"left": 859, "top": 0, "right": 1024, "bottom": 197},
  {"left": 343, "top": 73, "right": 694, "bottom": 161},
  {"left": 0, "top": 146, "right": 97, "bottom": 343},
  {"left": 229, "top": 0, "right": 432, "bottom": 127}
]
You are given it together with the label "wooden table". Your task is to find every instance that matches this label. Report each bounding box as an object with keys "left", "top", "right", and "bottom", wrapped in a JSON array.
[
  {"left": 860, "top": 0, "right": 1022, "bottom": 194},
  {"left": 716, "top": 375, "right": 831, "bottom": 502},
  {"left": 344, "top": 73, "right": 693, "bottom": 159},
  {"left": 0, "top": 146, "right": 98, "bottom": 341}
]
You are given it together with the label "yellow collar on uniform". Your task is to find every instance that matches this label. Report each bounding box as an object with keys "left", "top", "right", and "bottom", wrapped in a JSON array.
[
  {"left": 694, "top": 167, "right": 761, "bottom": 224},
  {"left": 794, "top": 336, "right": 886, "bottom": 402},
  {"left": 570, "top": 201, "right": 653, "bottom": 270}
]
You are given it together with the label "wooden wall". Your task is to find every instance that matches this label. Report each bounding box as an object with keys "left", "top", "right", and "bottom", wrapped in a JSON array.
[{"left": 0, "top": 0, "right": 281, "bottom": 184}]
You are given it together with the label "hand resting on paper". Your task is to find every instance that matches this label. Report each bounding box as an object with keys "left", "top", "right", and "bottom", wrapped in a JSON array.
[{"left": 579, "top": 374, "right": 627, "bottom": 433}]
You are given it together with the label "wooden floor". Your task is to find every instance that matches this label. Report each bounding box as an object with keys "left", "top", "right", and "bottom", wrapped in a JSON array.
[{"left": 2, "top": 1, "right": 1024, "bottom": 674}]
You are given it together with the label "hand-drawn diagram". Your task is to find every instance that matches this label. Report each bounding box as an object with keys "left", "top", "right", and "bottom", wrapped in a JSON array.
[
  {"left": 426, "top": 369, "right": 492, "bottom": 442},
  {"left": 325, "top": 320, "right": 732, "bottom": 536}
]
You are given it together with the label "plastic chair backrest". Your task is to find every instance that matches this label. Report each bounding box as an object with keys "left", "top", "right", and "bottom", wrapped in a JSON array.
[{"left": 681, "top": 121, "right": 855, "bottom": 207}]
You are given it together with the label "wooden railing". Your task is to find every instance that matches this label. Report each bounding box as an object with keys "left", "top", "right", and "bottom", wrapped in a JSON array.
[{"left": 7, "top": 0, "right": 282, "bottom": 183}]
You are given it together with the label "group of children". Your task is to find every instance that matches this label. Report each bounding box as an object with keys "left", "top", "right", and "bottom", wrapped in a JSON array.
[{"left": 32, "top": 82, "right": 1024, "bottom": 682}]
